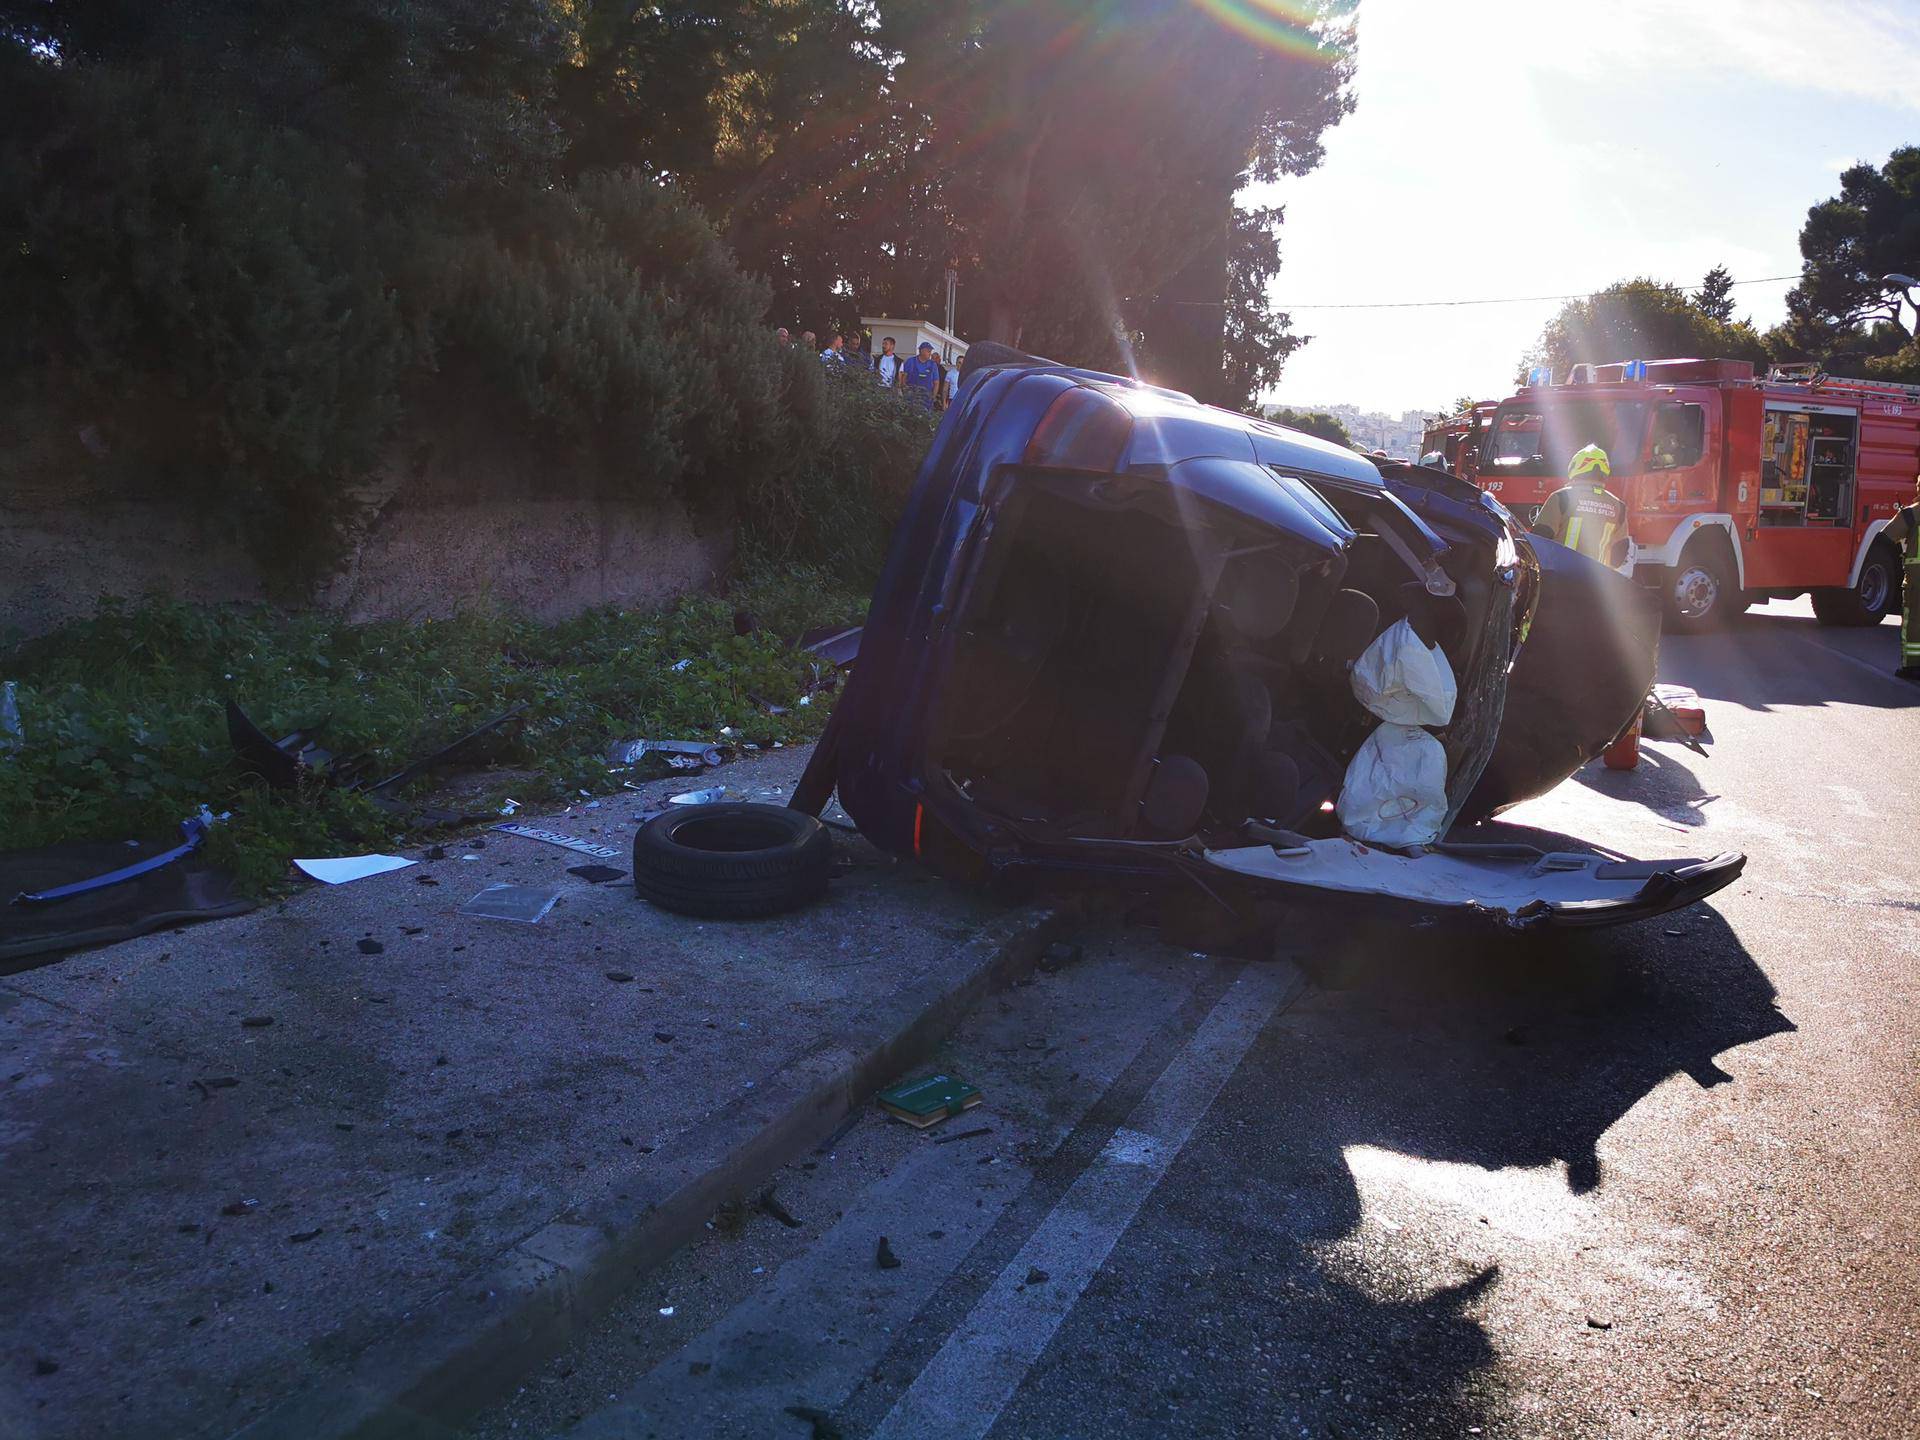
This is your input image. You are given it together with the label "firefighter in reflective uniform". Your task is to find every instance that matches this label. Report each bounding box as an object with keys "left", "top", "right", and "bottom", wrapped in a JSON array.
[
  {"left": 1533, "top": 444, "right": 1628, "bottom": 564},
  {"left": 1886, "top": 475, "right": 1920, "bottom": 681}
]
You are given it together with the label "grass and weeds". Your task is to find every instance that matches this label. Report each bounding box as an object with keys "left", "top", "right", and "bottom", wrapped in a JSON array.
[{"left": 0, "top": 568, "right": 866, "bottom": 894}]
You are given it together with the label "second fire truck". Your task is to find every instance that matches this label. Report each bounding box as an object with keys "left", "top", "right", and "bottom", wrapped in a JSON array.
[{"left": 1477, "top": 358, "right": 1920, "bottom": 628}]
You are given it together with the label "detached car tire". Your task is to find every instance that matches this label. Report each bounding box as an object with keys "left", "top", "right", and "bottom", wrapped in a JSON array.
[{"left": 632, "top": 803, "right": 833, "bottom": 919}]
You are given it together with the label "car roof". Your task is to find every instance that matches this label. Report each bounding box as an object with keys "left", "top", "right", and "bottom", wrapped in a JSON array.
[{"left": 979, "top": 361, "right": 1382, "bottom": 485}]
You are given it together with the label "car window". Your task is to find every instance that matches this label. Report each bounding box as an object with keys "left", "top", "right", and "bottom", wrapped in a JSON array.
[{"left": 1648, "top": 403, "right": 1704, "bottom": 470}]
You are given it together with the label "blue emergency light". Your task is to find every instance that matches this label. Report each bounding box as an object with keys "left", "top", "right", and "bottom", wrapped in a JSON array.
[
  {"left": 1623, "top": 359, "right": 1648, "bottom": 380},
  {"left": 1527, "top": 366, "right": 1552, "bottom": 386}
]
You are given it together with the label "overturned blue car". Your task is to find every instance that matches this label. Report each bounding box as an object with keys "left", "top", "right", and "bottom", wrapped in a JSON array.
[{"left": 792, "top": 347, "right": 1743, "bottom": 930}]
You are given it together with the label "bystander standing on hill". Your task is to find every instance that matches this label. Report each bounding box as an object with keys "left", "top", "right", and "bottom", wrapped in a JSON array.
[
  {"left": 873, "top": 336, "right": 902, "bottom": 389},
  {"left": 843, "top": 333, "right": 868, "bottom": 370},
  {"left": 902, "top": 341, "right": 940, "bottom": 408},
  {"left": 775, "top": 326, "right": 790, "bottom": 344},
  {"left": 820, "top": 334, "right": 846, "bottom": 365}
]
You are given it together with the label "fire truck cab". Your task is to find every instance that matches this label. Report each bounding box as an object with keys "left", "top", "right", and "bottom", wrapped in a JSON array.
[
  {"left": 1420, "top": 402, "right": 1498, "bottom": 484},
  {"left": 1480, "top": 358, "right": 1920, "bottom": 628}
]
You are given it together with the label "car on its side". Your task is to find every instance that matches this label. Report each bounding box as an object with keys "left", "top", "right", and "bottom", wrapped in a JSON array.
[{"left": 792, "top": 347, "right": 1743, "bottom": 930}]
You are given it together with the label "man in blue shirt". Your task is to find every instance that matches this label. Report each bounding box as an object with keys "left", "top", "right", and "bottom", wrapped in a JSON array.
[{"left": 902, "top": 341, "right": 940, "bottom": 408}]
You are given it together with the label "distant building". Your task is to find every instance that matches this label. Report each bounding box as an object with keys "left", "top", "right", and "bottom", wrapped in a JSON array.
[
  {"left": 1261, "top": 401, "right": 1428, "bottom": 459},
  {"left": 860, "top": 316, "right": 968, "bottom": 370}
]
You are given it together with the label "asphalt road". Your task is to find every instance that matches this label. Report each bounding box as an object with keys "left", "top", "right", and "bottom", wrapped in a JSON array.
[{"left": 472, "top": 597, "right": 1920, "bottom": 1440}]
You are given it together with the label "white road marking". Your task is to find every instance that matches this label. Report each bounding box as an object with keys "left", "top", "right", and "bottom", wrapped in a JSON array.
[
  {"left": 868, "top": 967, "right": 1296, "bottom": 1440},
  {"left": 568, "top": 1136, "right": 1032, "bottom": 1440}
]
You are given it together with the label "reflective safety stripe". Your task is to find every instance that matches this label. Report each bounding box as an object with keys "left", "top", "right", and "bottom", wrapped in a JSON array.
[
  {"left": 1561, "top": 513, "right": 1617, "bottom": 561},
  {"left": 1905, "top": 558, "right": 1920, "bottom": 658}
]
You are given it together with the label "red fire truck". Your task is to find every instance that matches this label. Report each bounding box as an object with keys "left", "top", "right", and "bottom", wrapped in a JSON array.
[
  {"left": 1420, "top": 401, "right": 1499, "bottom": 484},
  {"left": 1478, "top": 358, "right": 1920, "bottom": 628}
]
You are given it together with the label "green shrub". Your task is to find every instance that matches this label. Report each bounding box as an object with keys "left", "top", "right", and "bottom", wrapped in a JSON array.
[
  {"left": 0, "top": 575, "right": 868, "bottom": 894},
  {"left": 1, "top": 65, "right": 412, "bottom": 581},
  {"left": 742, "top": 359, "right": 940, "bottom": 581}
]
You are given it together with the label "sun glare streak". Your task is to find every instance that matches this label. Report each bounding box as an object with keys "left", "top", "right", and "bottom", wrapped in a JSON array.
[{"left": 1188, "top": 0, "right": 1345, "bottom": 60}]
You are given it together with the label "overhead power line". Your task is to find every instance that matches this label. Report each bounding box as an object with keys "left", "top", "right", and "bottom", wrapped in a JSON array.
[{"left": 1274, "top": 272, "right": 1803, "bottom": 311}]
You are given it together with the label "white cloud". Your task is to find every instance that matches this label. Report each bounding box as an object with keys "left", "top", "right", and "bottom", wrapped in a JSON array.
[
  {"left": 1494, "top": 0, "right": 1920, "bottom": 112},
  {"left": 1247, "top": 0, "right": 1920, "bottom": 413}
]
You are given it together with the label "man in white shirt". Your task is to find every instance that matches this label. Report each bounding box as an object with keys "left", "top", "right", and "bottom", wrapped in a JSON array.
[{"left": 873, "top": 336, "right": 902, "bottom": 388}]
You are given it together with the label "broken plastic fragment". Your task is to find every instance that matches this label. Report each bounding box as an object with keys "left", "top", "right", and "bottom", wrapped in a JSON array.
[
  {"left": 498, "top": 798, "right": 521, "bottom": 816},
  {"left": 15, "top": 807, "right": 229, "bottom": 904},
  {"left": 458, "top": 884, "right": 560, "bottom": 925},
  {"left": 668, "top": 787, "right": 729, "bottom": 806},
  {"left": 670, "top": 658, "right": 694, "bottom": 673},
  {"left": 606, "top": 738, "right": 725, "bottom": 769},
  {"left": 0, "top": 680, "right": 21, "bottom": 753}
]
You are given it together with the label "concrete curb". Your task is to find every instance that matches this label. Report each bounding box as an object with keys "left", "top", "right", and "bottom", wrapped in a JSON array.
[{"left": 228, "top": 902, "right": 1076, "bottom": 1440}]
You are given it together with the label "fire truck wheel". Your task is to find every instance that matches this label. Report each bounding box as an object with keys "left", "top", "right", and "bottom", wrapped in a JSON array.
[
  {"left": 1664, "top": 536, "right": 1737, "bottom": 632},
  {"left": 1811, "top": 541, "right": 1900, "bottom": 627}
]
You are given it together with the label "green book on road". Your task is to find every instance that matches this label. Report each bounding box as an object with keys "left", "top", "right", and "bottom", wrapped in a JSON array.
[{"left": 878, "top": 1073, "right": 982, "bottom": 1128}]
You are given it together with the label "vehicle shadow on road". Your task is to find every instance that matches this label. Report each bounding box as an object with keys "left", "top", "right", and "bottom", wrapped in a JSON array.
[
  {"left": 1663, "top": 608, "right": 1917, "bottom": 713},
  {"left": 1120, "top": 870, "right": 1790, "bottom": 1438},
  {"left": 1569, "top": 744, "right": 1719, "bottom": 827},
  {"left": 1210, "top": 896, "right": 1792, "bottom": 1435}
]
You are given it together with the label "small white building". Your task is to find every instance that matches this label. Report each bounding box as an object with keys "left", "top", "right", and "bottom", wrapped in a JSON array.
[{"left": 861, "top": 316, "right": 968, "bottom": 368}]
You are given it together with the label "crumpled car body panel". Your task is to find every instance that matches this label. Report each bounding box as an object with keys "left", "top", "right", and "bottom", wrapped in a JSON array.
[{"left": 794, "top": 361, "right": 1742, "bottom": 929}]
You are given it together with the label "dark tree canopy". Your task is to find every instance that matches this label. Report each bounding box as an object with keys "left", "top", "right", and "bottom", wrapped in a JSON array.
[
  {"left": 1520, "top": 279, "right": 1770, "bottom": 385},
  {"left": 554, "top": 0, "right": 1354, "bottom": 388},
  {"left": 1266, "top": 407, "right": 1351, "bottom": 448},
  {"left": 1769, "top": 150, "right": 1920, "bottom": 382},
  {"left": 1695, "top": 265, "right": 1737, "bottom": 323},
  {"left": 2, "top": 0, "right": 1354, "bottom": 573}
]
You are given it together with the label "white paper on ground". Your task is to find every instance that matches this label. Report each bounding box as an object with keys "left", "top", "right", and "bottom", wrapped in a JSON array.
[{"left": 293, "top": 854, "right": 417, "bottom": 885}]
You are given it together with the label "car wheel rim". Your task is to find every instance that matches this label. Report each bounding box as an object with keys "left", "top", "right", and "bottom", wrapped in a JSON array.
[
  {"left": 1674, "top": 565, "right": 1718, "bottom": 619},
  {"left": 1861, "top": 563, "right": 1890, "bottom": 612}
]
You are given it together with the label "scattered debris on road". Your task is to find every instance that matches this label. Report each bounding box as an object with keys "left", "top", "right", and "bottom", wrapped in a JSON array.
[
  {"left": 756, "top": 1189, "right": 804, "bottom": 1229},
  {"left": 879, "top": 1073, "right": 983, "bottom": 1128},
  {"left": 458, "top": 884, "right": 560, "bottom": 925},
  {"left": 607, "top": 737, "right": 726, "bottom": 769},
  {"left": 567, "top": 863, "right": 627, "bottom": 884},
  {"left": 292, "top": 854, "right": 416, "bottom": 885},
  {"left": 931, "top": 1125, "right": 993, "bottom": 1146},
  {"left": 492, "top": 824, "right": 621, "bottom": 860},
  {"left": 875, "top": 1235, "right": 901, "bottom": 1269}
]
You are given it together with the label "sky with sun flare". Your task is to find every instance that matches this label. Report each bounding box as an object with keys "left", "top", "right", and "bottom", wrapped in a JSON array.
[{"left": 1241, "top": 0, "right": 1920, "bottom": 415}]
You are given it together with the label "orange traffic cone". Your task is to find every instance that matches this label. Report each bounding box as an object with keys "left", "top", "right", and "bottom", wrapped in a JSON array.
[{"left": 1602, "top": 706, "right": 1643, "bottom": 770}]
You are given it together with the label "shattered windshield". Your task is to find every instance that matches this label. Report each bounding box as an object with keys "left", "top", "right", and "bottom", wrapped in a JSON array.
[{"left": 1485, "top": 400, "right": 1649, "bottom": 478}]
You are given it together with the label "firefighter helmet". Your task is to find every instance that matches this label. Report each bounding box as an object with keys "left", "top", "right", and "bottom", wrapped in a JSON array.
[{"left": 1568, "top": 443, "right": 1611, "bottom": 480}]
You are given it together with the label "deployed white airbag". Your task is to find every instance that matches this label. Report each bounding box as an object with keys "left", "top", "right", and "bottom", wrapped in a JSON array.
[
  {"left": 1350, "top": 618, "right": 1456, "bottom": 726},
  {"left": 1336, "top": 723, "right": 1449, "bottom": 848}
]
